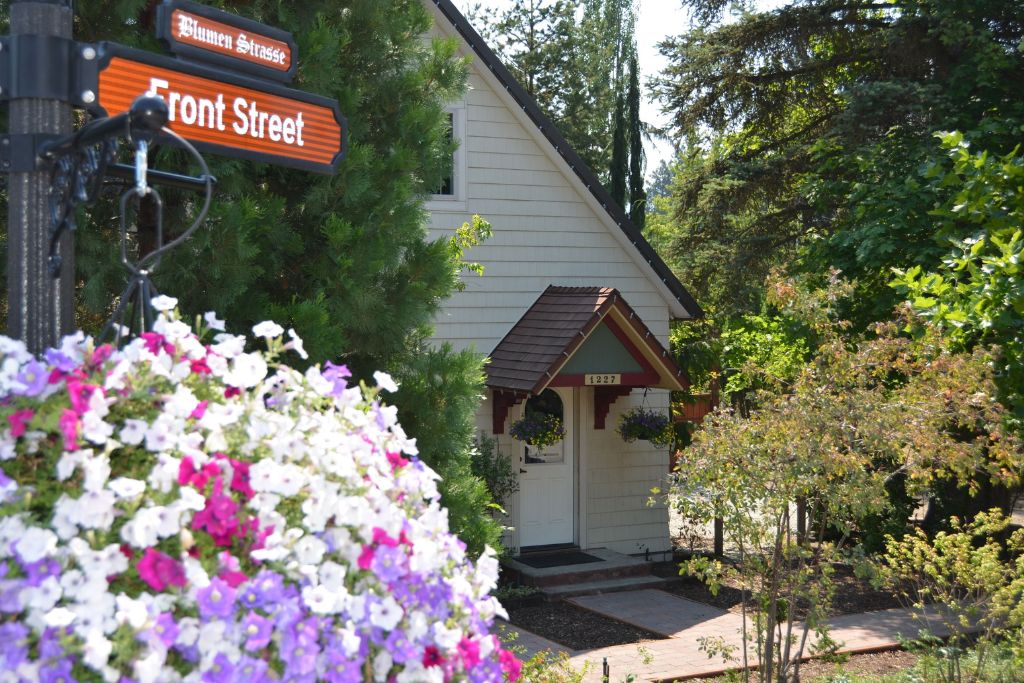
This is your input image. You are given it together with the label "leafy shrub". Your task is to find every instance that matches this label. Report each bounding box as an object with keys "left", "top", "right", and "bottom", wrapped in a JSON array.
[
  {"left": 471, "top": 434, "right": 519, "bottom": 512},
  {"left": 876, "top": 509, "right": 1024, "bottom": 683},
  {"left": 0, "top": 303, "right": 520, "bottom": 681}
]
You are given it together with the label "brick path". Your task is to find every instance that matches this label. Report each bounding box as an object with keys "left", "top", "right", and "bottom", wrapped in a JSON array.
[{"left": 498, "top": 589, "right": 962, "bottom": 682}]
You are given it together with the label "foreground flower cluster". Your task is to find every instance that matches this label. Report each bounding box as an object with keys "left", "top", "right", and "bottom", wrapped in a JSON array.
[{"left": 0, "top": 301, "right": 520, "bottom": 682}]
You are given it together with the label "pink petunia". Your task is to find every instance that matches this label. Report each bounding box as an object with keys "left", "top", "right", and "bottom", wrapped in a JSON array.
[
  {"left": 189, "top": 400, "right": 208, "bottom": 420},
  {"left": 137, "top": 548, "right": 186, "bottom": 592},
  {"left": 7, "top": 409, "right": 34, "bottom": 437},
  {"left": 58, "top": 409, "right": 79, "bottom": 450}
]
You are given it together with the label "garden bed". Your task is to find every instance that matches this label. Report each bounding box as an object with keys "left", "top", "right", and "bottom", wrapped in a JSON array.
[{"left": 505, "top": 601, "right": 666, "bottom": 651}]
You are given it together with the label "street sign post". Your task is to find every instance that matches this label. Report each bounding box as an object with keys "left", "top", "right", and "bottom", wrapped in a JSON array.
[{"left": 2, "top": 0, "right": 349, "bottom": 350}]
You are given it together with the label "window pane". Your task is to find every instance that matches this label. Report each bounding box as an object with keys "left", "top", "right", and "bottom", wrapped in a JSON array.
[{"left": 435, "top": 112, "right": 455, "bottom": 196}]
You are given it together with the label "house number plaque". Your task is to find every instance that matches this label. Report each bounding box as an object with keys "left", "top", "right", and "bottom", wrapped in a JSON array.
[{"left": 585, "top": 373, "right": 621, "bottom": 385}]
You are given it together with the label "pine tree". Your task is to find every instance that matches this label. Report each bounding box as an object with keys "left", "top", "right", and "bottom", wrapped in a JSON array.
[
  {"left": 653, "top": 0, "right": 1024, "bottom": 320},
  {"left": 3, "top": 0, "right": 502, "bottom": 555}
]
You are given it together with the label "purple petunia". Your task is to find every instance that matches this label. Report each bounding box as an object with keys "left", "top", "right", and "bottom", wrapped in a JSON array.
[
  {"left": 196, "top": 577, "right": 236, "bottom": 620},
  {"left": 241, "top": 611, "right": 273, "bottom": 651}
]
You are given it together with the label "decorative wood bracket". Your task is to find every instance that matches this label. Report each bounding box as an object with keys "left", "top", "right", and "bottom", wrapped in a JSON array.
[
  {"left": 491, "top": 390, "right": 525, "bottom": 434},
  {"left": 593, "top": 385, "right": 632, "bottom": 429}
]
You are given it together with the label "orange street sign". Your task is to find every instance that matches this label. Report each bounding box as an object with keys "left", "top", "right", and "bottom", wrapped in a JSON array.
[
  {"left": 156, "top": 0, "right": 297, "bottom": 83},
  {"left": 95, "top": 45, "right": 346, "bottom": 174}
]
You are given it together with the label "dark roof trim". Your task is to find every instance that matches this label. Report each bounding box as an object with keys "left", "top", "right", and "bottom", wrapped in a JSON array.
[{"left": 431, "top": 0, "right": 703, "bottom": 320}]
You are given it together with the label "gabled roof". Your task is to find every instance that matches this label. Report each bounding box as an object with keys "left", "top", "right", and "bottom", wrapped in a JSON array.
[
  {"left": 486, "top": 286, "right": 688, "bottom": 394},
  {"left": 429, "top": 0, "right": 703, "bottom": 320}
]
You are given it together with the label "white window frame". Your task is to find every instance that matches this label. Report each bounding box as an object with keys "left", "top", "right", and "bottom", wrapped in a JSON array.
[{"left": 426, "top": 103, "right": 467, "bottom": 211}]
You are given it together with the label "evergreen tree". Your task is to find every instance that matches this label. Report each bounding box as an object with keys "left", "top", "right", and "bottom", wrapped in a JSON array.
[
  {"left": 627, "top": 49, "right": 646, "bottom": 230},
  {"left": 1, "top": 0, "right": 502, "bottom": 555},
  {"left": 609, "top": 90, "right": 628, "bottom": 206},
  {"left": 653, "top": 0, "right": 1024, "bottom": 320}
]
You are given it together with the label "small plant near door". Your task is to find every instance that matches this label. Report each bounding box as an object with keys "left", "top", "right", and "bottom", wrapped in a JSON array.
[
  {"left": 472, "top": 433, "right": 521, "bottom": 513},
  {"left": 617, "top": 407, "right": 673, "bottom": 447}
]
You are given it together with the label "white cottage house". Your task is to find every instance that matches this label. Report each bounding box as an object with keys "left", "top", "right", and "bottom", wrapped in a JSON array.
[{"left": 424, "top": 1, "right": 702, "bottom": 558}]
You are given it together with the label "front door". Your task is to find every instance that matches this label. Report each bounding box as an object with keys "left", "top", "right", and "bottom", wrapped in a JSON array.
[{"left": 518, "top": 388, "right": 575, "bottom": 547}]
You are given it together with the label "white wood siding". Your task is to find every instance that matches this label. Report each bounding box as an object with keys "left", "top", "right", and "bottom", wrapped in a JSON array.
[{"left": 426, "top": 9, "right": 677, "bottom": 556}]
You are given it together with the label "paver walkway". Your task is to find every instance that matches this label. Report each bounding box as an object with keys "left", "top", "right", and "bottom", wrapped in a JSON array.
[{"left": 499, "top": 589, "right": 963, "bottom": 682}]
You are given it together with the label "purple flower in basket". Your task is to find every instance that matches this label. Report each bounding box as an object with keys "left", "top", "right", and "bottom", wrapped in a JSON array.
[
  {"left": 509, "top": 413, "right": 564, "bottom": 448},
  {"left": 617, "top": 407, "right": 673, "bottom": 447}
]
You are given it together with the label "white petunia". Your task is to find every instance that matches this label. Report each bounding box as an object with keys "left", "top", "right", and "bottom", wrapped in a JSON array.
[
  {"left": 25, "top": 576, "right": 62, "bottom": 612},
  {"left": 433, "top": 622, "right": 463, "bottom": 651},
  {"left": 115, "top": 594, "right": 150, "bottom": 629},
  {"left": 15, "top": 527, "right": 57, "bottom": 564},
  {"left": 285, "top": 328, "right": 308, "bottom": 359},
  {"left": 369, "top": 596, "right": 404, "bottom": 631},
  {"left": 203, "top": 311, "right": 226, "bottom": 332},
  {"left": 82, "top": 411, "right": 114, "bottom": 445},
  {"left": 150, "top": 295, "right": 178, "bottom": 312},
  {"left": 252, "top": 320, "right": 284, "bottom": 338},
  {"left": 211, "top": 333, "right": 246, "bottom": 359},
  {"left": 224, "top": 352, "right": 267, "bottom": 389},
  {"left": 133, "top": 648, "right": 166, "bottom": 683},
  {"left": 293, "top": 535, "right": 327, "bottom": 566},
  {"left": 119, "top": 419, "right": 148, "bottom": 446},
  {"left": 81, "top": 453, "right": 111, "bottom": 491},
  {"left": 373, "top": 370, "right": 399, "bottom": 393},
  {"left": 56, "top": 449, "right": 86, "bottom": 481},
  {"left": 164, "top": 385, "right": 200, "bottom": 419},
  {"left": 302, "top": 584, "right": 340, "bottom": 615},
  {"left": 108, "top": 477, "right": 146, "bottom": 499},
  {"left": 44, "top": 606, "right": 77, "bottom": 628},
  {"left": 83, "top": 630, "right": 114, "bottom": 671}
]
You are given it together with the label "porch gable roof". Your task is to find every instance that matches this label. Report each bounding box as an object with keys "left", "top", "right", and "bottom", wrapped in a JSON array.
[{"left": 485, "top": 286, "right": 688, "bottom": 395}]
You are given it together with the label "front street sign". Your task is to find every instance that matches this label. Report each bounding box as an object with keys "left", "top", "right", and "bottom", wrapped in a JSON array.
[{"left": 95, "top": 44, "right": 346, "bottom": 174}]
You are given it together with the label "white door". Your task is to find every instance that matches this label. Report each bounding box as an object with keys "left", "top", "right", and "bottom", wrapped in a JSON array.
[{"left": 518, "top": 388, "right": 575, "bottom": 547}]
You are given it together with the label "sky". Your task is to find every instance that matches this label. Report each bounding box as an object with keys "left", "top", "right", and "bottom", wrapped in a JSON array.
[{"left": 457, "top": 0, "right": 785, "bottom": 179}]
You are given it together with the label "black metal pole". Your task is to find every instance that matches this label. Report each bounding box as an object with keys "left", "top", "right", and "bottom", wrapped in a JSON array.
[{"left": 7, "top": 0, "right": 75, "bottom": 353}]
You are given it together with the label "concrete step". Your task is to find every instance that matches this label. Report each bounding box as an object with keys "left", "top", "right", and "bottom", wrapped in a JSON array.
[
  {"left": 524, "top": 561, "right": 654, "bottom": 588},
  {"left": 542, "top": 574, "right": 668, "bottom": 599}
]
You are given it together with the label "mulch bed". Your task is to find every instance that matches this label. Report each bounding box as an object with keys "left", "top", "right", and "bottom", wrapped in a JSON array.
[
  {"left": 505, "top": 600, "right": 665, "bottom": 651},
  {"left": 659, "top": 563, "right": 904, "bottom": 618}
]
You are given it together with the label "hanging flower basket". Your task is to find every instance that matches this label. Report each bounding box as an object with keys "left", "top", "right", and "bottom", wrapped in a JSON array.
[
  {"left": 509, "top": 413, "right": 565, "bottom": 449},
  {"left": 0, "top": 301, "right": 521, "bottom": 682},
  {"left": 617, "top": 407, "right": 673, "bottom": 447}
]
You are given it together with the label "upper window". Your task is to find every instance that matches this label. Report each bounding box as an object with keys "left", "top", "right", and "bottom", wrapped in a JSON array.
[
  {"left": 435, "top": 113, "right": 455, "bottom": 196},
  {"left": 428, "top": 105, "right": 466, "bottom": 208}
]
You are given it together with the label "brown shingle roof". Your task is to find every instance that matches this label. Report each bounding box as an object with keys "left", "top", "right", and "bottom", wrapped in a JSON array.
[{"left": 485, "top": 286, "right": 685, "bottom": 394}]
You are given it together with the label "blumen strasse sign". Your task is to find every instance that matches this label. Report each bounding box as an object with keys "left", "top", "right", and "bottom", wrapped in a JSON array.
[{"left": 155, "top": 0, "right": 298, "bottom": 83}]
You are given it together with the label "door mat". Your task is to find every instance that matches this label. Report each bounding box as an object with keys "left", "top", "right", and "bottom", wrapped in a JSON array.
[{"left": 515, "top": 551, "right": 604, "bottom": 569}]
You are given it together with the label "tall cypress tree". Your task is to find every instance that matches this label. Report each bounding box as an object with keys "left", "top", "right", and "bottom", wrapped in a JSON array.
[
  {"left": 609, "top": 90, "right": 628, "bottom": 207},
  {"left": 627, "top": 49, "right": 646, "bottom": 229},
  {"left": 2, "top": 0, "right": 502, "bottom": 555}
]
